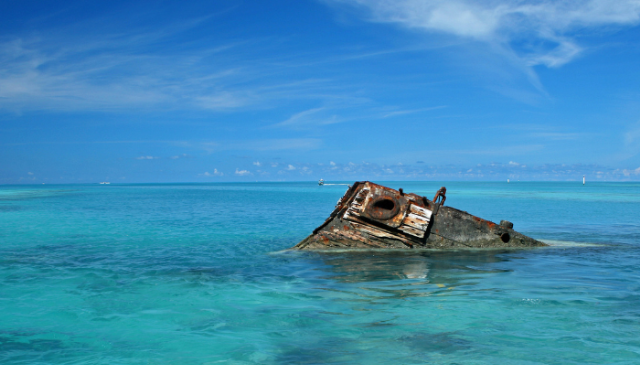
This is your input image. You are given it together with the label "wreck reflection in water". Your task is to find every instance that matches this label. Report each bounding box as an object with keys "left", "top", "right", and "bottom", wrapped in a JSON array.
[
  {"left": 315, "top": 249, "right": 515, "bottom": 284},
  {"left": 275, "top": 249, "right": 534, "bottom": 363}
]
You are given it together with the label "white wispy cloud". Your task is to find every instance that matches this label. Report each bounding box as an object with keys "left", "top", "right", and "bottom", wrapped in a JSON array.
[
  {"left": 202, "top": 169, "right": 223, "bottom": 177},
  {"left": 624, "top": 121, "right": 640, "bottom": 147},
  {"left": 235, "top": 168, "right": 251, "bottom": 176},
  {"left": 271, "top": 107, "right": 344, "bottom": 128},
  {"left": 176, "top": 138, "right": 322, "bottom": 152},
  {"left": 379, "top": 106, "right": 447, "bottom": 118},
  {"left": 529, "top": 132, "right": 583, "bottom": 140},
  {"left": 0, "top": 22, "right": 359, "bottom": 113},
  {"left": 136, "top": 156, "right": 159, "bottom": 160},
  {"left": 0, "top": 34, "right": 247, "bottom": 112},
  {"left": 330, "top": 0, "right": 640, "bottom": 68},
  {"left": 273, "top": 108, "right": 325, "bottom": 127},
  {"left": 196, "top": 91, "right": 248, "bottom": 110},
  {"left": 621, "top": 168, "right": 640, "bottom": 177},
  {"left": 616, "top": 120, "right": 640, "bottom": 161},
  {"left": 228, "top": 138, "right": 322, "bottom": 151}
]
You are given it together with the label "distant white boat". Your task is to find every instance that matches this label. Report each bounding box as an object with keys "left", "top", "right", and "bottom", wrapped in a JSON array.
[
  {"left": 318, "top": 179, "right": 349, "bottom": 186},
  {"left": 583, "top": 175, "right": 585, "bottom": 185},
  {"left": 99, "top": 182, "right": 110, "bottom": 185}
]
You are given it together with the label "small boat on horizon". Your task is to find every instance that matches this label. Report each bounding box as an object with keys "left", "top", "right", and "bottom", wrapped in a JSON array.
[{"left": 99, "top": 182, "right": 110, "bottom": 185}]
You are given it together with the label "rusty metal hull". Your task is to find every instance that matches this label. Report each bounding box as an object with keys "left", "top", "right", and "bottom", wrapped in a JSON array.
[{"left": 293, "top": 181, "right": 547, "bottom": 250}]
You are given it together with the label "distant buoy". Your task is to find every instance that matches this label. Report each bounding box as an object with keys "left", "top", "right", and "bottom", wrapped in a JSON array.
[
  {"left": 583, "top": 175, "right": 585, "bottom": 185},
  {"left": 507, "top": 179, "right": 510, "bottom": 183}
]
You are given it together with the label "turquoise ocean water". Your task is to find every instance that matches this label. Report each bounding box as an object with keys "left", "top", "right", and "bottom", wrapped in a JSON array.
[{"left": 1, "top": 182, "right": 639, "bottom": 364}]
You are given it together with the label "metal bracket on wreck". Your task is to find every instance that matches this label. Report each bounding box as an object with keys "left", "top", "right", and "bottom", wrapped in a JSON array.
[{"left": 293, "top": 181, "right": 547, "bottom": 250}]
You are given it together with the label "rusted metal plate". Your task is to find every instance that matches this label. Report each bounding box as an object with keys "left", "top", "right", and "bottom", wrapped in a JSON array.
[
  {"left": 293, "top": 181, "right": 547, "bottom": 250},
  {"left": 343, "top": 183, "right": 410, "bottom": 229}
]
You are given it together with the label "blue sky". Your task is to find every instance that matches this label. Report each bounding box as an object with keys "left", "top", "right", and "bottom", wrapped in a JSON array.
[{"left": 2, "top": 0, "right": 640, "bottom": 183}]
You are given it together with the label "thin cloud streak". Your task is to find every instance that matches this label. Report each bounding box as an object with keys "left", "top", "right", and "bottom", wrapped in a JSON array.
[
  {"left": 179, "top": 138, "right": 324, "bottom": 152},
  {"left": 379, "top": 105, "right": 447, "bottom": 118},
  {"left": 271, "top": 107, "right": 327, "bottom": 128},
  {"left": 331, "top": 0, "right": 640, "bottom": 67},
  {"left": 0, "top": 29, "right": 365, "bottom": 113},
  {"left": 327, "top": 0, "right": 640, "bottom": 96},
  {"left": 0, "top": 35, "right": 246, "bottom": 111},
  {"left": 529, "top": 132, "right": 583, "bottom": 140},
  {"left": 612, "top": 120, "right": 640, "bottom": 161},
  {"left": 1, "top": 138, "right": 323, "bottom": 152}
]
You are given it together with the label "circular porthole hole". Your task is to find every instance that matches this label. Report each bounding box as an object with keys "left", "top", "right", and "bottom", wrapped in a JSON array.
[{"left": 373, "top": 199, "right": 395, "bottom": 211}]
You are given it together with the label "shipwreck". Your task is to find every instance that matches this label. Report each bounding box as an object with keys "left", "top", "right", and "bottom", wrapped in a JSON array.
[{"left": 293, "top": 181, "right": 546, "bottom": 250}]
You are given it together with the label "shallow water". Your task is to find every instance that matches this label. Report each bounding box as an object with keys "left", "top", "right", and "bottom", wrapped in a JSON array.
[{"left": 1, "top": 182, "right": 639, "bottom": 364}]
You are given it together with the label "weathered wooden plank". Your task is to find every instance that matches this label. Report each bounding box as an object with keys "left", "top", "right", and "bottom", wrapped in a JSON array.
[
  {"left": 340, "top": 230, "right": 387, "bottom": 248},
  {"left": 343, "top": 210, "right": 358, "bottom": 221},
  {"left": 353, "top": 223, "right": 399, "bottom": 239},
  {"left": 403, "top": 213, "right": 429, "bottom": 230},
  {"left": 323, "top": 226, "right": 390, "bottom": 248},
  {"left": 350, "top": 222, "right": 409, "bottom": 243},
  {"left": 353, "top": 188, "right": 368, "bottom": 203},
  {"left": 409, "top": 204, "right": 432, "bottom": 219},
  {"left": 398, "top": 225, "right": 425, "bottom": 238},
  {"left": 344, "top": 188, "right": 369, "bottom": 221}
]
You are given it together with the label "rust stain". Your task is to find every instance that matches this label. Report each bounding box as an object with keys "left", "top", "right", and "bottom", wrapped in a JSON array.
[{"left": 473, "top": 215, "right": 496, "bottom": 228}]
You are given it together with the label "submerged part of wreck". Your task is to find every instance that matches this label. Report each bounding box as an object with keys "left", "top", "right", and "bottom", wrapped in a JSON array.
[{"left": 293, "top": 181, "right": 547, "bottom": 250}]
